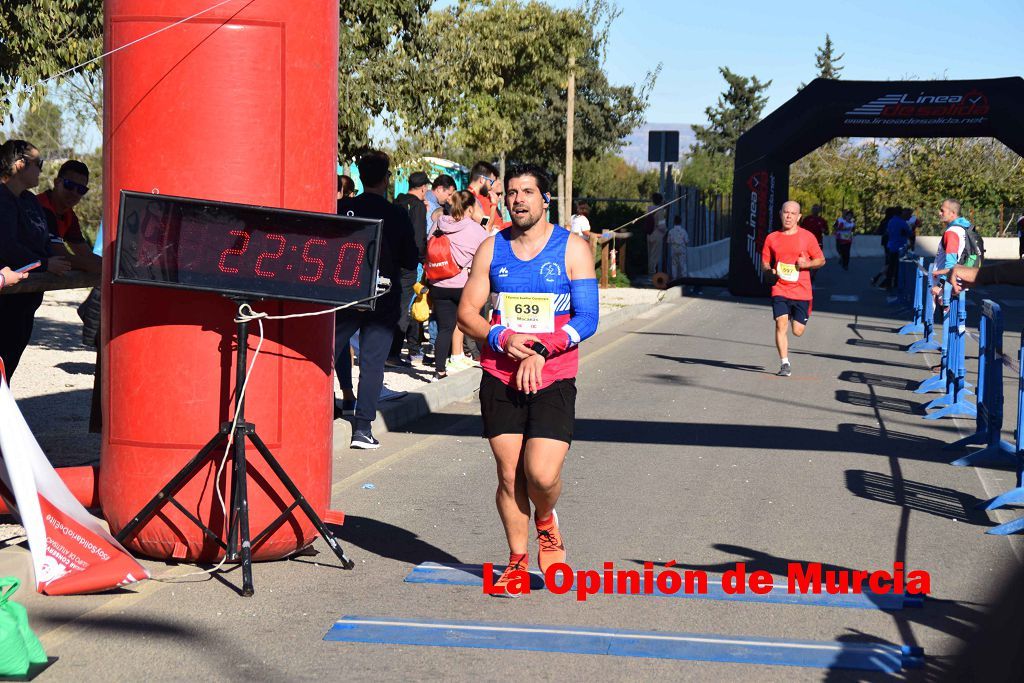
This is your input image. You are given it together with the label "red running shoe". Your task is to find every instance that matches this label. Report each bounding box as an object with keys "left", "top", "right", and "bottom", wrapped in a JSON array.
[{"left": 536, "top": 510, "right": 566, "bottom": 572}]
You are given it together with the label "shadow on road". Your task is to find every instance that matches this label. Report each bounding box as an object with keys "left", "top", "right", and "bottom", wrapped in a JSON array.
[
  {"left": 844, "top": 469, "right": 993, "bottom": 526},
  {"left": 331, "top": 515, "right": 460, "bottom": 566}
]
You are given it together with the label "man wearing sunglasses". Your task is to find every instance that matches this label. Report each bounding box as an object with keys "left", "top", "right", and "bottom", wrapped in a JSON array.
[
  {"left": 467, "top": 160, "right": 501, "bottom": 229},
  {"left": 36, "top": 160, "right": 101, "bottom": 273}
]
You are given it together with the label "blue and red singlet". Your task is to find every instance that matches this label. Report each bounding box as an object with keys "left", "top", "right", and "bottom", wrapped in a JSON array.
[{"left": 481, "top": 227, "right": 577, "bottom": 389}]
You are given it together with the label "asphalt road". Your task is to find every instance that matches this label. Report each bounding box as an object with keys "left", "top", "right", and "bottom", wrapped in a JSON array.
[{"left": 4, "top": 256, "right": 1024, "bottom": 682}]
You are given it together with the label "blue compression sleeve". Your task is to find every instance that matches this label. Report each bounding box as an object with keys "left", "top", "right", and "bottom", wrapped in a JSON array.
[{"left": 562, "top": 278, "right": 599, "bottom": 347}]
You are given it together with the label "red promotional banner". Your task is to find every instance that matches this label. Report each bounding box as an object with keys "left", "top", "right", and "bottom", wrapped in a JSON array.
[{"left": 0, "top": 361, "right": 149, "bottom": 595}]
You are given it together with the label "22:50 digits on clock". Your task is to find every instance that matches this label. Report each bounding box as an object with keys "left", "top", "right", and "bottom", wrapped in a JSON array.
[{"left": 211, "top": 227, "right": 365, "bottom": 286}]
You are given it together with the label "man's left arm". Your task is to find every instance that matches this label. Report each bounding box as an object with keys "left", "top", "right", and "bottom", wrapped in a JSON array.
[
  {"left": 531, "top": 236, "right": 599, "bottom": 356},
  {"left": 68, "top": 242, "right": 102, "bottom": 273}
]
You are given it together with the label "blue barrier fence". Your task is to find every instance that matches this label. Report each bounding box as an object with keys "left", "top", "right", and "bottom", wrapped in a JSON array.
[
  {"left": 899, "top": 286, "right": 1024, "bottom": 535},
  {"left": 923, "top": 292, "right": 976, "bottom": 420},
  {"left": 948, "top": 300, "right": 1015, "bottom": 466},
  {"left": 907, "top": 263, "right": 941, "bottom": 353},
  {"left": 981, "top": 330, "right": 1024, "bottom": 536},
  {"left": 898, "top": 258, "right": 925, "bottom": 335}
]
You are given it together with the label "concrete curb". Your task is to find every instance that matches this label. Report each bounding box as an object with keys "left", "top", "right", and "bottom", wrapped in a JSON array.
[{"left": 364, "top": 286, "right": 682, "bottom": 436}]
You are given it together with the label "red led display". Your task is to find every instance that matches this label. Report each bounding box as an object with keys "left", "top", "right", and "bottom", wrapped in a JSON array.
[{"left": 113, "top": 191, "right": 381, "bottom": 306}]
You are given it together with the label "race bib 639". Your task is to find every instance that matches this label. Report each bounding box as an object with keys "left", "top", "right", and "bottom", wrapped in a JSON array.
[{"left": 500, "top": 293, "right": 556, "bottom": 333}]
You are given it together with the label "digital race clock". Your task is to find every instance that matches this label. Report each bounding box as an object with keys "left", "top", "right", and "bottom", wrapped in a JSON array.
[{"left": 113, "top": 191, "right": 382, "bottom": 307}]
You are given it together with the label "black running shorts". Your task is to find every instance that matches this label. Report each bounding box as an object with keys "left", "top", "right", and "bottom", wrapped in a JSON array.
[
  {"left": 772, "top": 296, "right": 812, "bottom": 325},
  {"left": 479, "top": 371, "right": 576, "bottom": 444}
]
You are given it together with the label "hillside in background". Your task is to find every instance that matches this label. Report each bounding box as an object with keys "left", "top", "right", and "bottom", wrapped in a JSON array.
[{"left": 618, "top": 122, "right": 696, "bottom": 169}]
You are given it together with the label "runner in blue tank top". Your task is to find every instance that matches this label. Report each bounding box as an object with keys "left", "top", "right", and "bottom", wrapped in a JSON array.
[{"left": 458, "top": 164, "right": 599, "bottom": 596}]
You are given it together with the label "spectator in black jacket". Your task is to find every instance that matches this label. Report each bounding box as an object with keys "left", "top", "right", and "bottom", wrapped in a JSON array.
[
  {"left": 335, "top": 151, "right": 418, "bottom": 449},
  {"left": 391, "top": 171, "right": 429, "bottom": 363},
  {"left": 0, "top": 140, "right": 70, "bottom": 381}
]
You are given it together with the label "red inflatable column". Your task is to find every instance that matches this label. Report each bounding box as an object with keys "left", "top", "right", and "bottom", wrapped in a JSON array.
[{"left": 101, "top": 0, "right": 339, "bottom": 561}]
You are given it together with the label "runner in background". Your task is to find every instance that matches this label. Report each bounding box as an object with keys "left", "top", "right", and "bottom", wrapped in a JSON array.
[
  {"left": 799, "top": 204, "right": 827, "bottom": 282},
  {"left": 458, "top": 163, "right": 598, "bottom": 595},
  {"left": 761, "top": 201, "right": 825, "bottom": 377},
  {"left": 833, "top": 209, "right": 855, "bottom": 271},
  {"left": 799, "top": 204, "right": 827, "bottom": 247}
]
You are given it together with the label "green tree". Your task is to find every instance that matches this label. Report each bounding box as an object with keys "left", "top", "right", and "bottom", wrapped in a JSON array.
[
  {"left": 516, "top": 45, "right": 658, "bottom": 174},
  {"left": 16, "top": 97, "right": 64, "bottom": 157},
  {"left": 338, "top": 0, "right": 433, "bottom": 162},
  {"left": 790, "top": 137, "right": 1024, "bottom": 237},
  {"left": 408, "top": 0, "right": 656, "bottom": 174},
  {"left": 573, "top": 154, "right": 658, "bottom": 202},
  {"left": 692, "top": 67, "right": 771, "bottom": 157},
  {"left": 678, "top": 149, "right": 733, "bottom": 196},
  {"left": 799, "top": 33, "right": 844, "bottom": 90},
  {"left": 0, "top": 1, "right": 102, "bottom": 120}
]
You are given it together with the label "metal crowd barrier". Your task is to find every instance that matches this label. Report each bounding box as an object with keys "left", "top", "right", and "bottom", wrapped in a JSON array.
[
  {"left": 907, "top": 263, "right": 941, "bottom": 353},
  {"left": 947, "top": 299, "right": 1015, "bottom": 466},
  {"left": 978, "top": 329, "right": 1024, "bottom": 536},
  {"left": 914, "top": 286, "right": 952, "bottom": 394},
  {"left": 896, "top": 286, "right": 1024, "bottom": 535},
  {"left": 923, "top": 291, "right": 976, "bottom": 420},
  {"left": 898, "top": 258, "right": 925, "bottom": 335}
]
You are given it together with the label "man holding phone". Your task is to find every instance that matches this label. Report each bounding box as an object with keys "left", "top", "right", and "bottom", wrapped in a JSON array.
[
  {"left": 468, "top": 161, "right": 501, "bottom": 230},
  {"left": 0, "top": 140, "right": 71, "bottom": 380}
]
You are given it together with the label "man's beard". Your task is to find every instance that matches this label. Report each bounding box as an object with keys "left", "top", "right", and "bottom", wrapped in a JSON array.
[{"left": 510, "top": 207, "right": 541, "bottom": 230}]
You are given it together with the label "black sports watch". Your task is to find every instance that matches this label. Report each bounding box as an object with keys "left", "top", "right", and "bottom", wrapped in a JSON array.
[{"left": 529, "top": 341, "right": 550, "bottom": 359}]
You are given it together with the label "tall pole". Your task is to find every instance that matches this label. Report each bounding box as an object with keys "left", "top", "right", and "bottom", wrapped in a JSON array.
[
  {"left": 565, "top": 53, "right": 576, "bottom": 228},
  {"left": 557, "top": 173, "right": 566, "bottom": 227}
]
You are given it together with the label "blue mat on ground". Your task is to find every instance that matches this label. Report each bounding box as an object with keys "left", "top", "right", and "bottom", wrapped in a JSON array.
[
  {"left": 403, "top": 562, "right": 923, "bottom": 611},
  {"left": 324, "top": 616, "right": 924, "bottom": 672}
]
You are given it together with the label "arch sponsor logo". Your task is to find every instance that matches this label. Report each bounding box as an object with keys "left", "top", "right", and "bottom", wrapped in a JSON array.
[
  {"left": 745, "top": 170, "right": 775, "bottom": 282},
  {"left": 845, "top": 89, "right": 989, "bottom": 124}
]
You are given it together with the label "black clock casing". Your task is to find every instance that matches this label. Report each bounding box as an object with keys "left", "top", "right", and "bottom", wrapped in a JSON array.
[{"left": 113, "top": 191, "right": 382, "bottom": 307}]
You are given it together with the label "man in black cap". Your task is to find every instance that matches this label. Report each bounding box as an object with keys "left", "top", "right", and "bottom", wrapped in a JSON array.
[{"left": 391, "top": 171, "right": 430, "bottom": 365}]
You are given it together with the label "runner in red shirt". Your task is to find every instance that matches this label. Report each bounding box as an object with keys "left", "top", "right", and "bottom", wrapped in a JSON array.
[
  {"left": 761, "top": 201, "right": 825, "bottom": 377},
  {"left": 799, "top": 204, "right": 828, "bottom": 246}
]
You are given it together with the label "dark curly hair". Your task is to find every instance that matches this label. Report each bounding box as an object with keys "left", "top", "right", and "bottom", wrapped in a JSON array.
[{"left": 504, "top": 163, "right": 552, "bottom": 196}]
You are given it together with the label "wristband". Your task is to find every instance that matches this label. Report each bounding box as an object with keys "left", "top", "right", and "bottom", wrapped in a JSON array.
[
  {"left": 0, "top": 272, "right": 5, "bottom": 289},
  {"left": 487, "top": 325, "right": 512, "bottom": 353}
]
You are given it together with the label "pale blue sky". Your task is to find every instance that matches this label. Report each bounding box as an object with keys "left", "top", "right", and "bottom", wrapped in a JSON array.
[{"left": 536, "top": 0, "right": 1024, "bottom": 124}]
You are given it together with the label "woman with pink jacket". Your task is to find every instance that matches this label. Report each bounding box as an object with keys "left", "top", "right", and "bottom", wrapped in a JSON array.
[{"left": 428, "top": 190, "right": 489, "bottom": 380}]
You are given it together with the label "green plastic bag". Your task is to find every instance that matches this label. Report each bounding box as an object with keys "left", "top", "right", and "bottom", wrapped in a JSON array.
[{"left": 0, "top": 577, "right": 47, "bottom": 676}]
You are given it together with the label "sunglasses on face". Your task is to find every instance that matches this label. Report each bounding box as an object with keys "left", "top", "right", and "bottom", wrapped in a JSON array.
[
  {"left": 60, "top": 178, "right": 89, "bottom": 196},
  {"left": 20, "top": 156, "right": 43, "bottom": 170}
]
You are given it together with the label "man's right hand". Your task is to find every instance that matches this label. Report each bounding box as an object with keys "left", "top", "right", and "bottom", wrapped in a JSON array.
[
  {"left": 47, "top": 256, "right": 71, "bottom": 275},
  {"left": 505, "top": 333, "right": 541, "bottom": 360}
]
